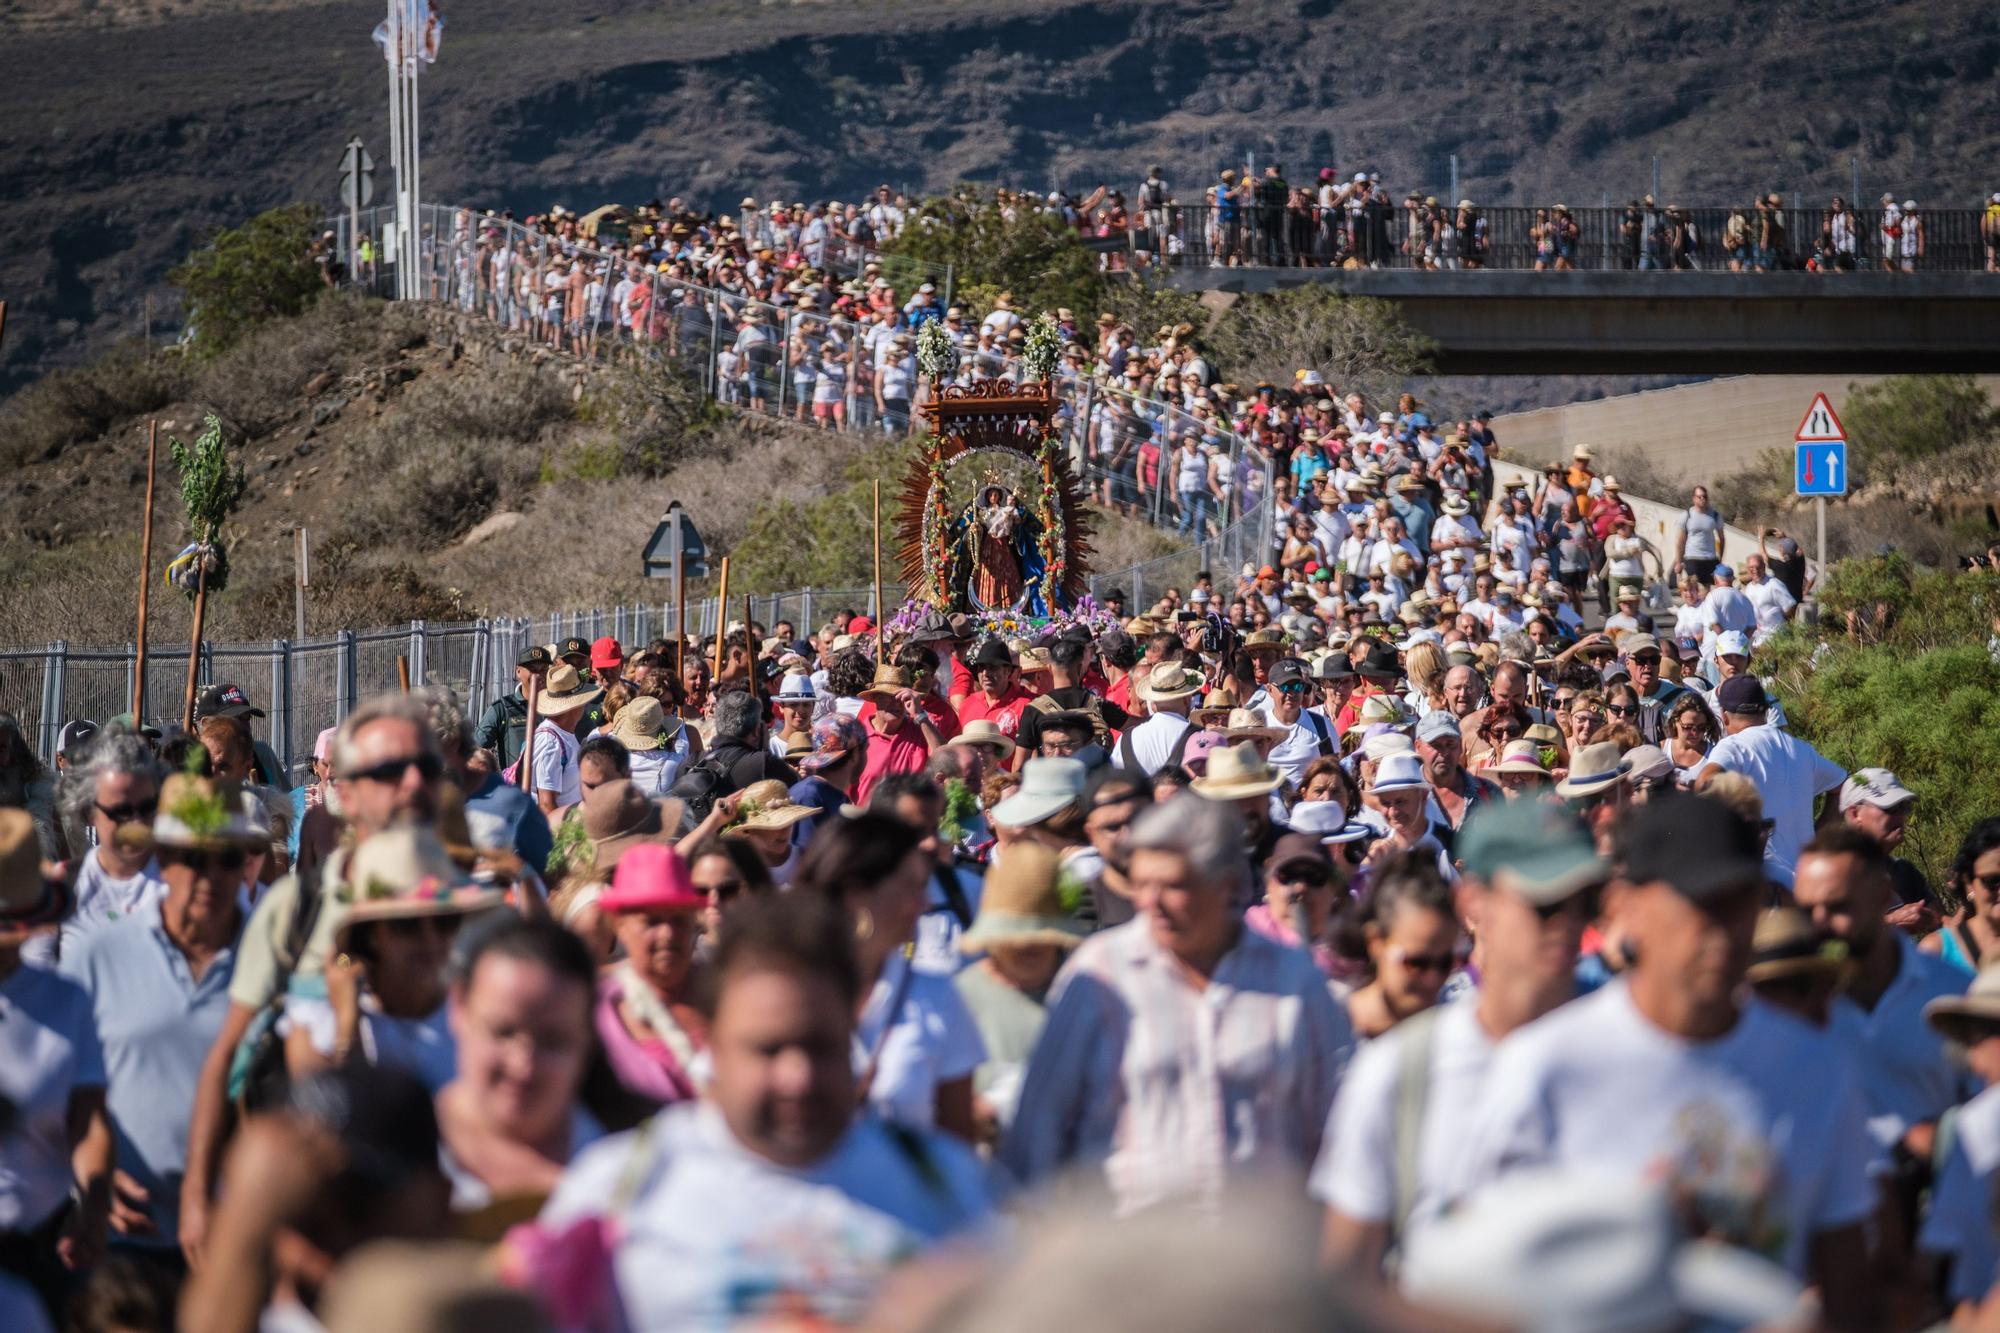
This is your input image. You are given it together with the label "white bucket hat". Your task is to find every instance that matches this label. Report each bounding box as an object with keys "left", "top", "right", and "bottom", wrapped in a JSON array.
[{"left": 989, "top": 758, "right": 1088, "bottom": 828}]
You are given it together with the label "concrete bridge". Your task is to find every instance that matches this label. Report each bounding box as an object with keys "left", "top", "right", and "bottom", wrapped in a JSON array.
[{"left": 1175, "top": 270, "right": 2000, "bottom": 376}]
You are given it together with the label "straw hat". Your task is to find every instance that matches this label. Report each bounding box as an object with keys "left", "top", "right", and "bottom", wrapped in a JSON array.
[
  {"left": 1925, "top": 966, "right": 2000, "bottom": 1045},
  {"left": 990, "top": 758, "right": 1088, "bottom": 828},
  {"left": 1189, "top": 741, "right": 1284, "bottom": 800},
  {"left": 0, "top": 809, "right": 67, "bottom": 936},
  {"left": 1486, "top": 739, "right": 1553, "bottom": 779},
  {"left": 957, "top": 843, "right": 1088, "bottom": 954},
  {"left": 1242, "top": 628, "right": 1288, "bottom": 654},
  {"left": 537, "top": 663, "right": 603, "bottom": 716},
  {"left": 1136, "top": 664, "right": 1204, "bottom": 703},
  {"left": 1440, "top": 493, "right": 1472, "bottom": 517},
  {"left": 1746, "top": 907, "right": 1852, "bottom": 986},
  {"left": 606, "top": 696, "right": 673, "bottom": 752},
  {"left": 860, "top": 664, "right": 911, "bottom": 704},
  {"left": 948, "top": 719, "right": 1017, "bottom": 761},
  {"left": 152, "top": 773, "right": 270, "bottom": 852},
  {"left": 335, "top": 827, "right": 504, "bottom": 950},
  {"left": 1218, "top": 708, "right": 1286, "bottom": 745},
  {"left": 1555, "top": 743, "right": 1632, "bottom": 799},
  {"left": 735, "top": 785, "right": 819, "bottom": 834}
]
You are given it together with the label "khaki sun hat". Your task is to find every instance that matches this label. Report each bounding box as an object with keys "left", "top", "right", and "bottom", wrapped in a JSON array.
[
  {"left": 948, "top": 719, "right": 1017, "bottom": 760},
  {"left": 1136, "top": 664, "right": 1205, "bottom": 703},
  {"left": 860, "top": 665, "right": 911, "bottom": 705},
  {"left": 536, "top": 663, "right": 603, "bottom": 716},
  {"left": 606, "top": 696, "right": 673, "bottom": 752},
  {"left": 957, "top": 842, "right": 1088, "bottom": 954},
  {"left": 152, "top": 773, "right": 270, "bottom": 852},
  {"left": 1925, "top": 965, "right": 2000, "bottom": 1045},
  {"left": 1189, "top": 741, "right": 1284, "bottom": 800},
  {"left": 1219, "top": 708, "right": 1286, "bottom": 745},
  {"left": 1747, "top": 906, "right": 1853, "bottom": 987}
]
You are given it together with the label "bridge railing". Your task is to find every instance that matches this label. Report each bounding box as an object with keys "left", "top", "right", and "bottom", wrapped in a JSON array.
[{"left": 1140, "top": 202, "right": 1997, "bottom": 273}]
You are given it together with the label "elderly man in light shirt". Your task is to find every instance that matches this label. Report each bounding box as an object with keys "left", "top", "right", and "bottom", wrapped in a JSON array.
[{"left": 1001, "top": 796, "right": 1354, "bottom": 1215}]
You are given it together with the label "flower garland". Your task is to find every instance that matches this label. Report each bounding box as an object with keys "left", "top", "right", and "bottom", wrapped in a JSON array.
[{"left": 1034, "top": 432, "right": 1064, "bottom": 612}]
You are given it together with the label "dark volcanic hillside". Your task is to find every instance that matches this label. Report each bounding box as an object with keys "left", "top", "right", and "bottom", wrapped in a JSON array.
[{"left": 3, "top": 0, "right": 1997, "bottom": 395}]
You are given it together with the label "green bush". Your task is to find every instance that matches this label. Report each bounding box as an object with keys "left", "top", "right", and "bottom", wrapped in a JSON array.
[
  {"left": 170, "top": 203, "right": 325, "bottom": 359},
  {"left": 1758, "top": 554, "right": 2000, "bottom": 886},
  {"left": 884, "top": 189, "right": 1108, "bottom": 320},
  {"left": 1203, "top": 287, "right": 1435, "bottom": 407},
  {"left": 1843, "top": 375, "right": 2000, "bottom": 482}
]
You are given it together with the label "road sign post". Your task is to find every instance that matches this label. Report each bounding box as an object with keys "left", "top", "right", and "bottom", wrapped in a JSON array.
[
  {"left": 1792, "top": 392, "right": 1848, "bottom": 613},
  {"left": 643, "top": 503, "right": 709, "bottom": 582},
  {"left": 339, "top": 138, "right": 374, "bottom": 285}
]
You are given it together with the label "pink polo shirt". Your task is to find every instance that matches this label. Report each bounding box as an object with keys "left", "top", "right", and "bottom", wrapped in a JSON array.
[{"left": 855, "top": 716, "right": 931, "bottom": 807}]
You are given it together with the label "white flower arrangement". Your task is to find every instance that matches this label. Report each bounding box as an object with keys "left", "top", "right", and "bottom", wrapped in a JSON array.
[
  {"left": 915, "top": 320, "right": 959, "bottom": 382},
  {"left": 1020, "top": 312, "right": 1064, "bottom": 382}
]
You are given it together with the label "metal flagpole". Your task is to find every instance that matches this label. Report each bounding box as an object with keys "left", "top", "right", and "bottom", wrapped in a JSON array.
[
  {"left": 383, "top": 0, "right": 402, "bottom": 297},
  {"left": 406, "top": 3, "right": 421, "bottom": 302}
]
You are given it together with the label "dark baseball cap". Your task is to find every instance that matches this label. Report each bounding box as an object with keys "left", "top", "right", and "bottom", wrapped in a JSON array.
[
  {"left": 557, "top": 636, "right": 591, "bottom": 660},
  {"left": 1268, "top": 658, "right": 1309, "bottom": 688},
  {"left": 516, "top": 645, "right": 553, "bottom": 670},
  {"left": 1618, "top": 794, "right": 1765, "bottom": 903},
  {"left": 1460, "top": 800, "right": 1606, "bottom": 905},
  {"left": 196, "top": 683, "right": 265, "bottom": 720},
  {"left": 1268, "top": 831, "right": 1332, "bottom": 872},
  {"left": 1717, "top": 674, "right": 1770, "bottom": 715}
]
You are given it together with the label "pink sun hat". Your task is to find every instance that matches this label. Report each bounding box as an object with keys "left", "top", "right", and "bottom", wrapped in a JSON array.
[{"left": 598, "top": 843, "right": 704, "bottom": 914}]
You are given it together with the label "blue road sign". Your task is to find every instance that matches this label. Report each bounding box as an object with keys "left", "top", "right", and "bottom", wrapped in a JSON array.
[{"left": 1795, "top": 440, "right": 1846, "bottom": 497}]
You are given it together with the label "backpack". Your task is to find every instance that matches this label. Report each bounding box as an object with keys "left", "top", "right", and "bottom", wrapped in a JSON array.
[
  {"left": 1029, "top": 693, "right": 1110, "bottom": 746},
  {"left": 667, "top": 747, "right": 737, "bottom": 823},
  {"left": 229, "top": 856, "right": 327, "bottom": 1112},
  {"left": 1302, "top": 709, "right": 1336, "bottom": 758},
  {"left": 1141, "top": 179, "right": 1166, "bottom": 210}
]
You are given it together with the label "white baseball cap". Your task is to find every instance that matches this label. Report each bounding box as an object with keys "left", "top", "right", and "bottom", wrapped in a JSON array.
[
  {"left": 1713, "top": 630, "right": 1751, "bottom": 659},
  {"left": 1839, "top": 767, "right": 1916, "bottom": 813}
]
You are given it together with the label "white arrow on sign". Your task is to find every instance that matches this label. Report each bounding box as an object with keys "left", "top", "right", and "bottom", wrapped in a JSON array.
[{"left": 1826, "top": 448, "right": 1841, "bottom": 490}]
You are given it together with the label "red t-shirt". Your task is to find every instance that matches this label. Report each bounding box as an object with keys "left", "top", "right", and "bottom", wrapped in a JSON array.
[
  {"left": 855, "top": 717, "right": 931, "bottom": 807},
  {"left": 853, "top": 692, "right": 961, "bottom": 740},
  {"left": 957, "top": 686, "right": 1035, "bottom": 738}
]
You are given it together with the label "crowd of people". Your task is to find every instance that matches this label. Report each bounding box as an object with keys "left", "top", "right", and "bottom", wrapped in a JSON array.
[{"left": 0, "top": 369, "right": 1993, "bottom": 1330}]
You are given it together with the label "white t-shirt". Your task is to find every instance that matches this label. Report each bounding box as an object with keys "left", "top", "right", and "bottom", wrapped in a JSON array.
[
  {"left": 0, "top": 964, "right": 105, "bottom": 1230},
  {"left": 1921, "top": 1081, "right": 2000, "bottom": 1305},
  {"left": 531, "top": 720, "right": 583, "bottom": 810},
  {"left": 1698, "top": 586, "right": 1757, "bottom": 637},
  {"left": 1743, "top": 577, "right": 1797, "bottom": 645},
  {"left": 855, "top": 951, "right": 986, "bottom": 1132},
  {"left": 538, "top": 1101, "right": 994, "bottom": 1329},
  {"left": 29, "top": 850, "right": 166, "bottom": 966},
  {"left": 1461, "top": 980, "right": 1876, "bottom": 1275},
  {"left": 1260, "top": 712, "right": 1334, "bottom": 790},
  {"left": 1310, "top": 996, "right": 1494, "bottom": 1248},
  {"left": 1823, "top": 934, "right": 1969, "bottom": 1149},
  {"left": 287, "top": 996, "right": 457, "bottom": 1093},
  {"left": 1116, "top": 711, "right": 1192, "bottom": 776},
  {"left": 1702, "top": 725, "right": 1846, "bottom": 882}
]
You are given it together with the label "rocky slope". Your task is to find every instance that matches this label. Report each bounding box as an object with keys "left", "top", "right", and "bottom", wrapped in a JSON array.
[{"left": 4, "top": 0, "right": 1996, "bottom": 396}]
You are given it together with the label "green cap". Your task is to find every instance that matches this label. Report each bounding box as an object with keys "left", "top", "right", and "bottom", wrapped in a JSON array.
[
  {"left": 1458, "top": 799, "right": 1606, "bottom": 905},
  {"left": 106, "top": 713, "right": 163, "bottom": 740}
]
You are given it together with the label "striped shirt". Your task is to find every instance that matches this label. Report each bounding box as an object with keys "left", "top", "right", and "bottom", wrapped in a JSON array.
[{"left": 1001, "top": 917, "right": 1354, "bottom": 1216}]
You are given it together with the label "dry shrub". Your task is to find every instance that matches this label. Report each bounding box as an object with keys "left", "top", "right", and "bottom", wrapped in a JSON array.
[
  {"left": 0, "top": 343, "right": 189, "bottom": 468},
  {"left": 192, "top": 294, "right": 427, "bottom": 435}
]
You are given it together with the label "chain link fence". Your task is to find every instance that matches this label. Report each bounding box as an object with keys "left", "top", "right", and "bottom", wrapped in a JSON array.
[{"left": 0, "top": 501, "right": 1262, "bottom": 778}]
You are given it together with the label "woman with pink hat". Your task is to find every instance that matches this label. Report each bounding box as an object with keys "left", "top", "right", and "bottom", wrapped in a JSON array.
[{"left": 595, "top": 843, "right": 710, "bottom": 1107}]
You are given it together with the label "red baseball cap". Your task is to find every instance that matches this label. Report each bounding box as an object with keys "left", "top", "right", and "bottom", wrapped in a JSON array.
[
  {"left": 848, "top": 615, "right": 875, "bottom": 635},
  {"left": 590, "top": 636, "right": 624, "bottom": 670}
]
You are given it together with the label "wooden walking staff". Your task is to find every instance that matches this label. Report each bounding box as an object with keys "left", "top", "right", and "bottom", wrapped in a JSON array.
[
  {"left": 133, "top": 421, "right": 158, "bottom": 721},
  {"left": 180, "top": 564, "right": 209, "bottom": 733},
  {"left": 517, "top": 673, "right": 540, "bottom": 793},
  {"left": 711, "top": 556, "right": 731, "bottom": 679},
  {"left": 743, "top": 591, "right": 757, "bottom": 708},
  {"left": 872, "top": 479, "right": 884, "bottom": 659}
]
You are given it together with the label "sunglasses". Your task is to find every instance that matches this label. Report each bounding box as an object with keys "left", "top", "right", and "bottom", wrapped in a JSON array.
[
  {"left": 96, "top": 797, "right": 159, "bottom": 826},
  {"left": 383, "top": 914, "right": 463, "bottom": 941},
  {"left": 1532, "top": 887, "right": 1600, "bottom": 921},
  {"left": 1605, "top": 704, "right": 1638, "bottom": 717},
  {"left": 1276, "top": 681, "right": 1310, "bottom": 695},
  {"left": 164, "top": 847, "right": 247, "bottom": 874},
  {"left": 698, "top": 878, "right": 745, "bottom": 902},
  {"left": 1388, "top": 947, "right": 1454, "bottom": 974},
  {"left": 340, "top": 752, "right": 444, "bottom": 785},
  {"left": 1275, "top": 863, "right": 1335, "bottom": 889},
  {"left": 1629, "top": 654, "right": 1661, "bottom": 667}
]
